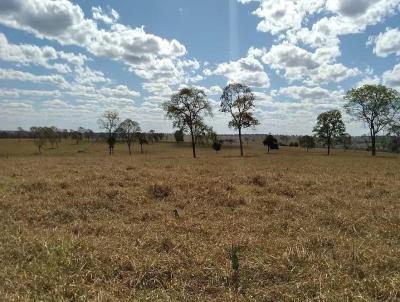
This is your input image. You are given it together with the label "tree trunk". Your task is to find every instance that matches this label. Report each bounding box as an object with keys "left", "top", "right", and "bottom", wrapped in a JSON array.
[
  {"left": 371, "top": 133, "right": 376, "bottom": 156},
  {"left": 140, "top": 144, "right": 143, "bottom": 154},
  {"left": 327, "top": 136, "right": 331, "bottom": 155},
  {"left": 238, "top": 127, "right": 243, "bottom": 157},
  {"left": 190, "top": 129, "right": 196, "bottom": 158},
  {"left": 128, "top": 143, "right": 132, "bottom": 155},
  {"left": 267, "top": 146, "right": 270, "bottom": 153},
  {"left": 109, "top": 145, "right": 112, "bottom": 156}
]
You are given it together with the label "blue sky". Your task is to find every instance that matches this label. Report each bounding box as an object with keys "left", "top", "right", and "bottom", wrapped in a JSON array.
[{"left": 0, "top": 0, "right": 400, "bottom": 135}]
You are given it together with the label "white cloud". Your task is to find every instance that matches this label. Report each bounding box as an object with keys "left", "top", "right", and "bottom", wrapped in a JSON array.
[
  {"left": 92, "top": 6, "right": 119, "bottom": 25},
  {"left": 370, "top": 27, "right": 400, "bottom": 57},
  {"left": 0, "top": 68, "right": 69, "bottom": 88},
  {"left": 0, "top": 33, "right": 89, "bottom": 73},
  {"left": 383, "top": 63, "right": 400, "bottom": 88},
  {"left": 207, "top": 54, "right": 270, "bottom": 88},
  {"left": 0, "top": 0, "right": 188, "bottom": 85}
]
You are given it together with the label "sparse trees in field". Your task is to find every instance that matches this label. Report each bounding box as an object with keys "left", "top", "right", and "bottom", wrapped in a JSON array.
[
  {"left": 70, "top": 129, "right": 83, "bottom": 145},
  {"left": 174, "top": 129, "right": 184, "bottom": 143},
  {"left": 118, "top": 119, "right": 141, "bottom": 155},
  {"left": 163, "top": 87, "right": 213, "bottom": 158},
  {"left": 344, "top": 84, "right": 400, "bottom": 156},
  {"left": 220, "top": 83, "right": 259, "bottom": 157},
  {"left": 299, "top": 135, "right": 315, "bottom": 152},
  {"left": 30, "top": 127, "right": 47, "bottom": 153},
  {"left": 313, "top": 109, "right": 346, "bottom": 155},
  {"left": 263, "top": 134, "right": 279, "bottom": 153},
  {"left": 98, "top": 110, "right": 120, "bottom": 155},
  {"left": 84, "top": 129, "right": 94, "bottom": 141},
  {"left": 340, "top": 133, "right": 352, "bottom": 151},
  {"left": 138, "top": 133, "right": 148, "bottom": 154}
]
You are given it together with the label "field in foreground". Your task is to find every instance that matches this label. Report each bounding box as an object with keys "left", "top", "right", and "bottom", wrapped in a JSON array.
[{"left": 0, "top": 140, "right": 400, "bottom": 301}]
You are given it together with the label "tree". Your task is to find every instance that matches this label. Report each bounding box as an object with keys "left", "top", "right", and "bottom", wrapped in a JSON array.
[
  {"left": 118, "top": 119, "right": 141, "bottom": 155},
  {"left": 340, "top": 133, "right": 352, "bottom": 151},
  {"left": 84, "top": 129, "right": 94, "bottom": 141},
  {"left": 98, "top": 110, "right": 120, "bottom": 155},
  {"left": 163, "top": 87, "right": 212, "bottom": 158},
  {"left": 30, "top": 127, "right": 47, "bottom": 153},
  {"left": 220, "top": 83, "right": 259, "bottom": 157},
  {"left": 174, "top": 129, "right": 184, "bottom": 143},
  {"left": 70, "top": 130, "right": 83, "bottom": 145},
  {"left": 263, "top": 135, "right": 279, "bottom": 153},
  {"left": 313, "top": 109, "right": 346, "bottom": 155},
  {"left": 212, "top": 140, "right": 222, "bottom": 153},
  {"left": 344, "top": 84, "right": 400, "bottom": 156},
  {"left": 138, "top": 133, "right": 148, "bottom": 154},
  {"left": 299, "top": 135, "right": 316, "bottom": 152},
  {"left": 388, "top": 124, "right": 400, "bottom": 153}
]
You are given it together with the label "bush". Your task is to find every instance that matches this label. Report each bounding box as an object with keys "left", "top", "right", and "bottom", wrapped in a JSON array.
[{"left": 149, "top": 183, "right": 172, "bottom": 199}]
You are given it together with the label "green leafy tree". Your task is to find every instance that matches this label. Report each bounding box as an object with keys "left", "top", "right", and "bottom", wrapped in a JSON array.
[
  {"left": 212, "top": 140, "right": 222, "bottom": 153},
  {"left": 163, "top": 87, "right": 212, "bottom": 158},
  {"left": 98, "top": 110, "right": 120, "bottom": 155},
  {"left": 220, "top": 83, "right": 259, "bottom": 157},
  {"left": 313, "top": 109, "right": 346, "bottom": 155},
  {"left": 344, "top": 84, "right": 400, "bottom": 156},
  {"left": 174, "top": 129, "right": 184, "bottom": 143},
  {"left": 263, "top": 134, "right": 279, "bottom": 153},
  {"left": 118, "top": 119, "right": 141, "bottom": 155},
  {"left": 299, "top": 135, "right": 316, "bottom": 152}
]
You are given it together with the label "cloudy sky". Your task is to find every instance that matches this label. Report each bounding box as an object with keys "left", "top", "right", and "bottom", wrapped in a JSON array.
[{"left": 0, "top": 0, "right": 400, "bottom": 134}]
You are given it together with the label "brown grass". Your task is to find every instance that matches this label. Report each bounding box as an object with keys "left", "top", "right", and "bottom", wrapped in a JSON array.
[{"left": 0, "top": 139, "right": 400, "bottom": 301}]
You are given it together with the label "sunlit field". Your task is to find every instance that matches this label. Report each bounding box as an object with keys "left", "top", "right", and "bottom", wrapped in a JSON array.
[{"left": 1, "top": 139, "right": 399, "bottom": 301}]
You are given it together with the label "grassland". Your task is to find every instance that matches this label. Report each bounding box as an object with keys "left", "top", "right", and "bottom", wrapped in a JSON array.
[{"left": 0, "top": 139, "right": 399, "bottom": 301}]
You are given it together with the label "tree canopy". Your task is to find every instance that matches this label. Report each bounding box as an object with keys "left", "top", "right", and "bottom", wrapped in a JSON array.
[
  {"left": 163, "top": 87, "right": 212, "bottom": 158},
  {"left": 220, "top": 83, "right": 259, "bottom": 157},
  {"left": 313, "top": 109, "right": 346, "bottom": 155},
  {"left": 344, "top": 84, "right": 400, "bottom": 156}
]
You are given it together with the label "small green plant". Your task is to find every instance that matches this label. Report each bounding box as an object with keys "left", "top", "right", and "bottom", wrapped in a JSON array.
[{"left": 227, "top": 245, "right": 240, "bottom": 290}]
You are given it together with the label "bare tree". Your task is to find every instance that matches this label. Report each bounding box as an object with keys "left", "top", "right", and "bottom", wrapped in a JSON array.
[
  {"left": 98, "top": 110, "right": 120, "bottom": 155},
  {"left": 163, "top": 87, "right": 212, "bottom": 158},
  {"left": 220, "top": 83, "right": 259, "bottom": 157},
  {"left": 118, "top": 119, "right": 141, "bottom": 155}
]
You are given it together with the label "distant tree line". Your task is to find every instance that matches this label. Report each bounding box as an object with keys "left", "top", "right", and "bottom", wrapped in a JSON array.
[{"left": 2, "top": 84, "right": 400, "bottom": 157}]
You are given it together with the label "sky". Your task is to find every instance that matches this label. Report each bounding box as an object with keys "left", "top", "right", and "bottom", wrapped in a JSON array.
[{"left": 0, "top": 0, "right": 400, "bottom": 135}]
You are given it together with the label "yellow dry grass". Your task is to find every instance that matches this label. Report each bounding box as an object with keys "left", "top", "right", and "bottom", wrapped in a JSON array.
[{"left": 0, "top": 139, "right": 399, "bottom": 301}]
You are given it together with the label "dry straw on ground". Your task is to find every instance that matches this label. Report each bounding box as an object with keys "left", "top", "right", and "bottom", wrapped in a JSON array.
[{"left": 0, "top": 139, "right": 399, "bottom": 301}]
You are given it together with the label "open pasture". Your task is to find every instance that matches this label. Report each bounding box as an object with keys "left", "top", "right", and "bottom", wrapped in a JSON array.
[{"left": 0, "top": 140, "right": 399, "bottom": 301}]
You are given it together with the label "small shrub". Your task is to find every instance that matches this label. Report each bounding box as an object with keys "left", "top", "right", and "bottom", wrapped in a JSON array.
[
  {"left": 250, "top": 175, "right": 266, "bottom": 187},
  {"left": 149, "top": 183, "right": 172, "bottom": 199}
]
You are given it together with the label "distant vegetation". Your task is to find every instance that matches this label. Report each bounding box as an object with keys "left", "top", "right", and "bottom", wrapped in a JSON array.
[{"left": 2, "top": 84, "right": 400, "bottom": 158}]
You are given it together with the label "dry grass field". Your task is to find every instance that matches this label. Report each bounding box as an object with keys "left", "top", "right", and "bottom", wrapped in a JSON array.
[{"left": 0, "top": 139, "right": 400, "bottom": 301}]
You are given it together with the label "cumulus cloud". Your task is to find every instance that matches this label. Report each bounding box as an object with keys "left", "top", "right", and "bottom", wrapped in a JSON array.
[
  {"left": 0, "top": 0, "right": 188, "bottom": 85},
  {"left": 370, "top": 27, "right": 400, "bottom": 57},
  {"left": 206, "top": 54, "right": 270, "bottom": 88},
  {"left": 92, "top": 6, "right": 119, "bottom": 25},
  {"left": 383, "top": 63, "right": 400, "bottom": 88},
  {"left": 0, "top": 68, "right": 69, "bottom": 88},
  {"left": 0, "top": 33, "right": 87, "bottom": 73}
]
